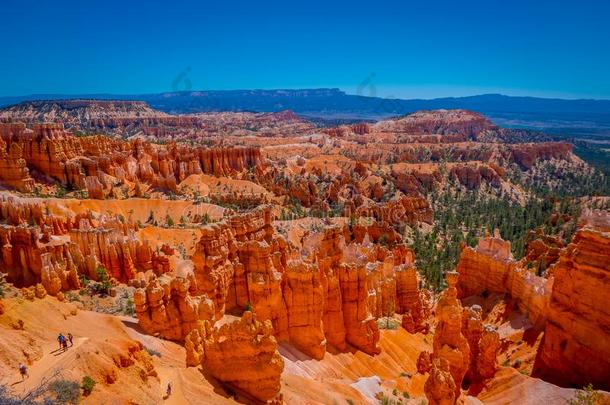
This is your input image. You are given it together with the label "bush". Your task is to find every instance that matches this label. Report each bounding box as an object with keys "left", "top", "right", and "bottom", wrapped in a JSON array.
[
  {"left": 55, "top": 185, "right": 67, "bottom": 198},
  {"left": 123, "top": 298, "right": 135, "bottom": 316},
  {"left": 0, "top": 274, "right": 7, "bottom": 298},
  {"left": 49, "top": 379, "right": 81, "bottom": 404},
  {"left": 81, "top": 375, "right": 96, "bottom": 396},
  {"left": 93, "top": 267, "right": 112, "bottom": 296},
  {"left": 567, "top": 384, "right": 600, "bottom": 405},
  {"left": 244, "top": 302, "right": 253, "bottom": 312},
  {"left": 0, "top": 384, "right": 26, "bottom": 404},
  {"left": 378, "top": 233, "right": 390, "bottom": 248},
  {"left": 379, "top": 394, "right": 399, "bottom": 405}
]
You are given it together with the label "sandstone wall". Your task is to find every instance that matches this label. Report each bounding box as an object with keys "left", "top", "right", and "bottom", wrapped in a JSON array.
[
  {"left": 0, "top": 122, "right": 264, "bottom": 198},
  {"left": 456, "top": 232, "right": 552, "bottom": 325},
  {"left": 533, "top": 211, "right": 610, "bottom": 390},
  {"left": 185, "top": 313, "right": 284, "bottom": 402}
]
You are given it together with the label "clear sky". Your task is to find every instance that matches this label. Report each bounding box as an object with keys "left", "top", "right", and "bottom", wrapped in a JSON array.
[{"left": 1, "top": 0, "right": 609, "bottom": 99}]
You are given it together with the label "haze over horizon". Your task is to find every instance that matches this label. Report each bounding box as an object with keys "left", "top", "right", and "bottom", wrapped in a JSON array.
[{"left": 2, "top": 0, "right": 609, "bottom": 100}]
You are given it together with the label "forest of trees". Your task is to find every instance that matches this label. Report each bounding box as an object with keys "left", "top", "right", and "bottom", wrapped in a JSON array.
[{"left": 410, "top": 182, "right": 586, "bottom": 291}]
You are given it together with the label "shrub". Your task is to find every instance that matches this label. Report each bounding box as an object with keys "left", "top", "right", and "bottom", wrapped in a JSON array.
[
  {"left": 568, "top": 384, "right": 601, "bottom": 405},
  {"left": 0, "top": 384, "right": 26, "bottom": 404},
  {"left": 200, "top": 213, "right": 211, "bottom": 225},
  {"left": 55, "top": 185, "right": 67, "bottom": 198},
  {"left": 93, "top": 267, "right": 112, "bottom": 296},
  {"left": 378, "top": 233, "right": 390, "bottom": 248},
  {"left": 244, "top": 302, "right": 253, "bottom": 312},
  {"left": 379, "top": 394, "right": 399, "bottom": 405},
  {"left": 81, "top": 375, "right": 96, "bottom": 396},
  {"left": 49, "top": 379, "right": 81, "bottom": 404},
  {"left": 0, "top": 274, "right": 7, "bottom": 298},
  {"left": 123, "top": 298, "right": 135, "bottom": 316},
  {"left": 166, "top": 215, "right": 174, "bottom": 227},
  {"left": 377, "top": 317, "right": 399, "bottom": 330}
]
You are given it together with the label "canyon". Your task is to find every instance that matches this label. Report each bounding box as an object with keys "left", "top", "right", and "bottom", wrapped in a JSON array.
[{"left": 0, "top": 106, "right": 608, "bottom": 404}]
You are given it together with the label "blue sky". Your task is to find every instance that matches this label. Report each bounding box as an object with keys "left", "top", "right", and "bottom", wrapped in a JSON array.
[{"left": 1, "top": 0, "right": 609, "bottom": 99}]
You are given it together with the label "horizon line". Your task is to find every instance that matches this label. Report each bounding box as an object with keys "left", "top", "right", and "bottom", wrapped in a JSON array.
[{"left": 2, "top": 88, "right": 610, "bottom": 103}]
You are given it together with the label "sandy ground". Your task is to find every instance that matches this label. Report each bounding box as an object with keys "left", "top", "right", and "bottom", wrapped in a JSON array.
[
  {"left": 10, "top": 337, "right": 89, "bottom": 396},
  {"left": 0, "top": 294, "right": 605, "bottom": 405}
]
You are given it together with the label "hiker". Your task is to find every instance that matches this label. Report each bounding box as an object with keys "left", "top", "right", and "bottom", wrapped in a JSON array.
[
  {"left": 57, "top": 333, "right": 65, "bottom": 350},
  {"left": 68, "top": 333, "right": 74, "bottom": 347},
  {"left": 62, "top": 338, "right": 68, "bottom": 352},
  {"left": 166, "top": 382, "right": 172, "bottom": 397},
  {"left": 19, "top": 363, "right": 28, "bottom": 380}
]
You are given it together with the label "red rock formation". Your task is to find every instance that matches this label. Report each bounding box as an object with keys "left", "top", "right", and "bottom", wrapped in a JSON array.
[
  {"left": 0, "top": 195, "right": 173, "bottom": 297},
  {"left": 185, "top": 312, "right": 284, "bottom": 402},
  {"left": 461, "top": 305, "right": 483, "bottom": 384},
  {"left": 396, "top": 265, "right": 430, "bottom": 333},
  {"left": 450, "top": 164, "right": 501, "bottom": 189},
  {"left": 282, "top": 260, "right": 326, "bottom": 359},
  {"left": 425, "top": 358, "right": 457, "bottom": 405},
  {"left": 476, "top": 325, "right": 501, "bottom": 380},
  {"left": 417, "top": 351, "right": 432, "bottom": 374},
  {"left": 189, "top": 215, "right": 390, "bottom": 357},
  {"left": 523, "top": 230, "right": 564, "bottom": 273},
  {"left": 431, "top": 271, "right": 470, "bottom": 401},
  {"left": 374, "top": 109, "right": 495, "bottom": 138},
  {"left": 456, "top": 231, "right": 552, "bottom": 325},
  {"left": 354, "top": 195, "right": 433, "bottom": 226},
  {"left": 351, "top": 123, "right": 371, "bottom": 135},
  {"left": 533, "top": 210, "right": 610, "bottom": 390},
  {"left": 509, "top": 142, "right": 573, "bottom": 170},
  {"left": 0, "top": 226, "right": 81, "bottom": 295},
  {"left": 462, "top": 305, "right": 501, "bottom": 384},
  {"left": 0, "top": 122, "right": 264, "bottom": 198},
  {"left": 133, "top": 274, "right": 215, "bottom": 341},
  {"left": 338, "top": 264, "right": 381, "bottom": 355},
  {"left": 0, "top": 123, "right": 34, "bottom": 192}
]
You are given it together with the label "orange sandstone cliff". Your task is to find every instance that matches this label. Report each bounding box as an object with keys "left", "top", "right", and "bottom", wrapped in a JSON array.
[{"left": 533, "top": 210, "right": 610, "bottom": 390}]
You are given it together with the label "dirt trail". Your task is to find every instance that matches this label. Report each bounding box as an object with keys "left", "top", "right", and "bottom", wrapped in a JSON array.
[
  {"left": 156, "top": 366, "right": 190, "bottom": 405},
  {"left": 10, "top": 337, "right": 89, "bottom": 397}
]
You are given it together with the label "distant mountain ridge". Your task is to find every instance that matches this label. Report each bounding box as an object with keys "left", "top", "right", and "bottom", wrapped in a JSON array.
[{"left": 2, "top": 89, "right": 610, "bottom": 134}]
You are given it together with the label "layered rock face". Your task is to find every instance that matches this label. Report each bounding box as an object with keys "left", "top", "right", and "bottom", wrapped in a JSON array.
[
  {"left": 509, "top": 142, "right": 574, "bottom": 170},
  {"left": 70, "top": 219, "right": 170, "bottom": 282},
  {"left": 374, "top": 109, "right": 495, "bottom": 138},
  {"left": 456, "top": 230, "right": 552, "bottom": 324},
  {"left": 282, "top": 260, "right": 326, "bottom": 359},
  {"left": 461, "top": 305, "right": 500, "bottom": 383},
  {"left": 353, "top": 195, "right": 433, "bottom": 226},
  {"left": 0, "top": 122, "right": 264, "bottom": 197},
  {"left": 533, "top": 210, "right": 610, "bottom": 390},
  {"left": 0, "top": 123, "right": 34, "bottom": 192},
  {"left": 425, "top": 358, "right": 457, "bottom": 405},
  {"left": 431, "top": 271, "right": 470, "bottom": 400},
  {"left": 0, "top": 100, "right": 315, "bottom": 139},
  {"left": 396, "top": 265, "right": 430, "bottom": 333},
  {"left": 0, "top": 195, "right": 167, "bottom": 296},
  {"left": 133, "top": 274, "right": 215, "bottom": 341},
  {"left": 184, "top": 313, "right": 284, "bottom": 403},
  {"left": 189, "top": 210, "right": 385, "bottom": 356},
  {"left": 136, "top": 206, "right": 430, "bottom": 361},
  {"left": 423, "top": 272, "right": 501, "bottom": 405}
]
